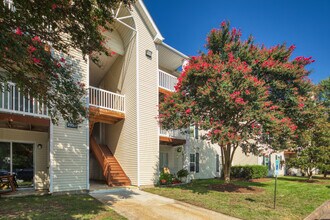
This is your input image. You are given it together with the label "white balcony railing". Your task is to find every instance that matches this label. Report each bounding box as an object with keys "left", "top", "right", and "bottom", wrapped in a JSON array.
[
  {"left": 158, "top": 70, "right": 178, "bottom": 92},
  {"left": 159, "top": 128, "right": 185, "bottom": 139},
  {"left": 0, "top": 82, "right": 49, "bottom": 117},
  {"left": 89, "top": 86, "right": 125, "bottom": 113}
]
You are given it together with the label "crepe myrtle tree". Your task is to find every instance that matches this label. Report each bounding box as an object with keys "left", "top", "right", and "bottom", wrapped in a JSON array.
[
  {"left": 0, "top": 0, "right": 134, "bottom": 123},
  {"left": 159, "top": 21, "right": 314, "bottom": 183}
]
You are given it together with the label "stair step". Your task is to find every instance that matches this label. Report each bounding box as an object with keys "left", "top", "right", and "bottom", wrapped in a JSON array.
[{"left": 90, "top": 137, "right": 131, "bottom": 186}]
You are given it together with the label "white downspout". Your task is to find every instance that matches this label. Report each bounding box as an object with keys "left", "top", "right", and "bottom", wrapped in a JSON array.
[
  {"left": 49, "top": 123, "right": 54, "bottom": 193},
  {"left": 136, "top": 28, "right": 141, "bottom": 187}
]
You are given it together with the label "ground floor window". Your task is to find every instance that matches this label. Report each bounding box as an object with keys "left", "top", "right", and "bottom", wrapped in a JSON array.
[
  {"left": 196, "top": 153, "right": 199, "bottom": 173},
  {"left": 159, "top": 152, "right": 169, "bottom": 171},
  {"left": 216, "top": 154, "right": 220, "bottom": 172},
  {"left": 190, "top": 154, "right": 195, "bottom": 172},
  {"left": 0, "top": 142, "right": 34, "bottom": 188}
]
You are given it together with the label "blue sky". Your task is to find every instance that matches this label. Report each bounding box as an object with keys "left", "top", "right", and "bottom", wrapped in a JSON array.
[{"left": 144, "top": 0, "right": 330, "bottom": 84}]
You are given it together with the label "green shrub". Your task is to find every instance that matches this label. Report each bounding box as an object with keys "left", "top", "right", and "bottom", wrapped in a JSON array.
[
  {"left": 177, "top": 169, "right": 189, "bottom": 179},
  {"left": 231, "top": 165, "right": 268, "bottom": 179},
  {"left": 159, "top": 172, "right": 173, "bottom": 185}
]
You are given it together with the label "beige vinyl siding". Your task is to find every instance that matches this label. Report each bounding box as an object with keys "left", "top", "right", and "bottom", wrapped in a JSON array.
[
  {"left": 101, "top": 27, "right": 138, "bottom": 185},
  {"left": 0, "top": 128, "right": 49, "bottom": 190},
  {"left": 232, "top": 149, "right": 260, "bottom": 166},
  {"left": 51, "top": 47, "right": 89, "bottom": 192},
  {"left": 186, "top": 137, "right": 222, "bottom": 180},
  {"left": 134, "top": 6, "right": 159, "bottom": 186}
]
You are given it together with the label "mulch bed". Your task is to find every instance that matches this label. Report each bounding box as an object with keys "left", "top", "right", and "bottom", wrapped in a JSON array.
[
  {"left": 249, "top": 178, "right": 272, "bottom": 183},
  {"left": 209, "top": 183, "right": 265, "bottom": 194}
]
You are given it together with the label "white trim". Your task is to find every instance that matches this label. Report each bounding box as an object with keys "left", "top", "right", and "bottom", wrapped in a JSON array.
[
  {"left": 86, "top": 57, "right": 90, "bottom": 191},
  {"left": 49, "top": 123, "right": 54, "bottom": 193},
  {"left": 117, "top": 15, "right": 133, "bottom": 20},
  {"left": 136, "top": 28, "right": 141, "bottom": 187},
  {"left": 138, "top": 0, "right": 164, "bottom": 42},
  {"left": 161, "top": 42, "right": 189, "bottom": 59},
  {"left": 156, "top": 44, "right": 160, "bottom": 178}
]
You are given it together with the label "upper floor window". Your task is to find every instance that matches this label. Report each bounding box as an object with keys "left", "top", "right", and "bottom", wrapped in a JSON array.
[{"left": 190, "top": 125, "right": 199, "bottom": 139}]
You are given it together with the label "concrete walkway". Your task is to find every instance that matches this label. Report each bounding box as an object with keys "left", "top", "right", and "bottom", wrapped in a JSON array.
[{"left": 90, "top": 187, "right": 240, "bottom": 220}]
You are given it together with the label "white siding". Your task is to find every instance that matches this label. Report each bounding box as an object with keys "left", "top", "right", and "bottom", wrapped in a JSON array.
[
  {"left": 101, "top": 28, "right": 138, "bottom": 185},
  {"left": 232, "top": 149, "right": 260, "bottom": 166},
  {"left": 134, "top": 7, "right": 159, "bottom": 186},
  {"left": 51, "top": 48, "right": 89, "bottom": 192},
  {"left": 186, "top": 137, "right": 222, "bottom": 181}
]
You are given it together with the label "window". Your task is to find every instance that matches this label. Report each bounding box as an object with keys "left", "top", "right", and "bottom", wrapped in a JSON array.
[
  {"left": 189, "top": 154, "right": 195, "bottom": 172},
  {"left": 196, "top": 153, "right": 199, "bottom": 173},
  {"left": 194, "top": 125, "right": 199, "bottom": 139},
  {"left": 216, "top": 154, "right": 220, "bottom": 172},
  {"left": 189, "top": 125, "right": 199, "bottom": 139},
  {"left": 263, "top": 156, "right": 270, "bottom": 168},
  {"left": 159, "top": 152, "right": 168, "bottom": 171}
]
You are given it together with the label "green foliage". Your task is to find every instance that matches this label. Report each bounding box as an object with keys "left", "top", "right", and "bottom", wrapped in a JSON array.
[
  {"left": 177, "top": 169, "right": 189, "bottom": 179},
  {"left": 0, "top": 0, "right": 135, "bottom": 123},
  {"left": 231, "top": 165, "right": 268, "bottom": 179},
  {"left": 159, "top": 172, "right": 173, "bottom": 185},
  {"left": 159, "top": 21, "right": 314, "bottom": 182},
  {"left": 287, "top": 146, "right": 330, "bottom": 179},
  {"left": 144, "top": 177, "right": 330, "bottom": 220}
]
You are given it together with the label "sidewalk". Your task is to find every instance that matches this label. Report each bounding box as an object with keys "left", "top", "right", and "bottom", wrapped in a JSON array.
[{"left": 90, "top": 187, "right": 240, "bottom": 220}]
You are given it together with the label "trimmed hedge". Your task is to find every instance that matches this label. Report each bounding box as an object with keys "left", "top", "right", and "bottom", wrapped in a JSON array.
[{"left": 231, "top": 165, "right": 268, "bottom": 179}]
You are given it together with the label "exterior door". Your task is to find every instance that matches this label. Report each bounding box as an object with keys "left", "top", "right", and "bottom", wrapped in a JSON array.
[{"left": 0, "top": 141, "right": 34, "bottom": 188}]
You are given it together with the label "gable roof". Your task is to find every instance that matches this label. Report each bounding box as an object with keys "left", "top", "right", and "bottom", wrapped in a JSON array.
[{"left": 135, "top": 0, "right": 164, "bottom": 43}]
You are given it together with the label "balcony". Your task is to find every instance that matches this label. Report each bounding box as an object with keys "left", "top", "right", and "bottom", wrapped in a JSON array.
[
  {"left": 159, "top": 128, "right": 186, "bottom": 146},
  {"left": 89, "top": 86, "right": 125, "bottom": 126},
  {"left": 0, "top": 82, "right": 48, "bottom": 118},
  {"left": 0, "top": 82, "right": 50, "bottom": 131},
  {"left": 158, "top": 70, "right": 177, "bottom": 95}
]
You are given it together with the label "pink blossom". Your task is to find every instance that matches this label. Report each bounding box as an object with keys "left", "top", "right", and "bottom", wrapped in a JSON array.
[
  {"left": 15, "top": 27, "right": 23, "bottom": 36},
  {"left": 235, "top": 97, "right": 245, "bottom": 105},
  {"left": 32, "top": 36, "right": 41, "bottom": 43},
  {"left": 28, "top": 45, "right": 37, "bottom": 53},
  {"left": 245, "top": 90, "right": 250, "bottom": 95},
  {"left": 52, "top": 4, "right": 57, "bottom": 10},
  {"left": 111, "top": 51, "right": 117, "bottom": 56},
  {"left": 221, "top": 21, "right": 226, "bottom": 27},
  {"left": 185, "top": 108, "right": 191, "bottom": 114},
  {"left": 60, "top": 57, "right": 65, "bottom": 62},
  {"left": 298, "top": 103, "right": 304, "bottom": 108},
  {"left": 32, "top": 57, "right": 40, "bottom": 64},
  {"left": 230, "top": 91, "right": 240, "bottom": 99}
]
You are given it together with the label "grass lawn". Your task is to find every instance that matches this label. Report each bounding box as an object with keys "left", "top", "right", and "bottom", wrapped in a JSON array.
[
  {"left": 143, "top": 176, "right": 330, "bottom": 220},
  {"left": 0, "top": 194, "right": 126, "bottom": 220}
]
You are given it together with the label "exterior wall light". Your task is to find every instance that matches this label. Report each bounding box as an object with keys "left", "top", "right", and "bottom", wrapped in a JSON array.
[
  {"left": 37, "top": 144, "right": 43, "bottom": 149},
  {"left": 146, "top": 50, "right": 152, "bottom": 59}
]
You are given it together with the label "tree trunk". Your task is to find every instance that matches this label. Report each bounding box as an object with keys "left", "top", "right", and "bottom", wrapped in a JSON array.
[
  {"left": 222, "top": 144, "right": 232, "bottom": 183},
  {"left": 308, "top": 169, "right": 313, "bottom": 180}
]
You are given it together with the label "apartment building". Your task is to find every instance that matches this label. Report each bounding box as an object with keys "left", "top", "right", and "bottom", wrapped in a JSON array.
[{"left": 1, "top": 1, "right": 286, "bottom": 194}]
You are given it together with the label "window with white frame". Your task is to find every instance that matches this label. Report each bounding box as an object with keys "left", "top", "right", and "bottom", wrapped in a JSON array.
[{"left": 189, "top": 154, "right": 195, "bottom": 172}]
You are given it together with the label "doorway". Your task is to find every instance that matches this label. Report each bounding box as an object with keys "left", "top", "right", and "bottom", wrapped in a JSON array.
[{"left": 0, "top": 142, "right": 34, "bottom": 188}]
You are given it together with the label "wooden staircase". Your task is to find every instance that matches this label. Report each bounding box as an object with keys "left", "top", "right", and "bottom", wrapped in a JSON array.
[{"left": 90, "top": 137, "right": 131, "bottom": 186}]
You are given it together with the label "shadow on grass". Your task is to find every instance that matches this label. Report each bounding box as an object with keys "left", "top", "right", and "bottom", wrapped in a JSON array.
[
  {"left": 169, "top": 178, "right": 269, "bottom": 195},
  {"left": 277, "top": 176, "right": 328, "bottom": 184},
  {"left": 0, "top": 194, "right": 120, "bottom": 220}
]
